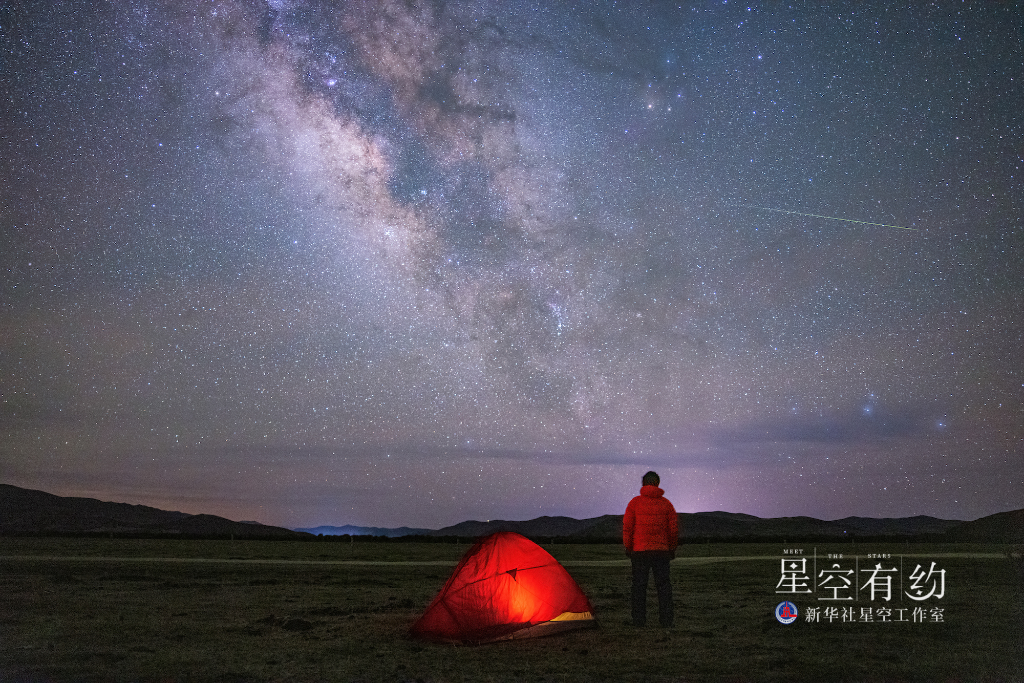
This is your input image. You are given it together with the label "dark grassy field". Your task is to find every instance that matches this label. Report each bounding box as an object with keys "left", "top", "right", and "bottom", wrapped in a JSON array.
[{"left": 1, "top": 539, "right": 1021, "bottom": 682}]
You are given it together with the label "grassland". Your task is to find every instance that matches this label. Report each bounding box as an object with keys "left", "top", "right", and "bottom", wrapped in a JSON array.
[{"left": 1, "top": 538, "right": 1021, "bottom": 682}]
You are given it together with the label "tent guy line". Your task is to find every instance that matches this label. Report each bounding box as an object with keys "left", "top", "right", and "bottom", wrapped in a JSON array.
[{"left": 726, "top": 204, "right": 918, "bottom": 231}]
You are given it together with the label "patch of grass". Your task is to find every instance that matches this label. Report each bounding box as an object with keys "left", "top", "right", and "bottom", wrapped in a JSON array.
[{"left": 1, "top": 540, "right": 1021, "bottom": 681}]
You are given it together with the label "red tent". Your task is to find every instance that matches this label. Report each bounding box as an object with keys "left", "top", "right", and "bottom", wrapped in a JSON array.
[{"left": 410, "top": 531, "right": 595, "bottom": 643}]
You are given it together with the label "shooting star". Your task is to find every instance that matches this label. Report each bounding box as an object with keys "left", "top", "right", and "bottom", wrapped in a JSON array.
[{"left": 727, "top": 204, "right": 918, "bottom": 231}]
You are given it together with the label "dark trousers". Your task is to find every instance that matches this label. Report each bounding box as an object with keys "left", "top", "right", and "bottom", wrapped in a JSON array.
[{"left": 630, "top": 551, "right": 674, "bottom": 627}]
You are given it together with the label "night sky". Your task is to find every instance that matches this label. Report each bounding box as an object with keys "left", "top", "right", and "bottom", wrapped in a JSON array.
[{"left": 3, "top": 1, "right": 1022, "bottom": 529}]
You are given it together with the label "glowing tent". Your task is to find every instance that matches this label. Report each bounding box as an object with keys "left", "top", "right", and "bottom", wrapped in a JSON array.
[{"left": 410, "top": 531, "right": 595, "bottom": 643}]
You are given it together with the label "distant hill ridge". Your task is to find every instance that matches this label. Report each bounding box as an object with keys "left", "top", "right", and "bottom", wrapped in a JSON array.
[
  {"left": 299, "top": 509, "right": 1022, "bottom": 543},
  {"left": 0, "top": 484, "right": 311, "bottom": 539},
  {"left": 2, "top": 483, "right": 1021, "bottom": 542},
  {"left": 296, "top": 524, "right": 435, "bottom": 538}
]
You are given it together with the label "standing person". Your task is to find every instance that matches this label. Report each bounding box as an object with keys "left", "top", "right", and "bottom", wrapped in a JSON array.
[{"left": 622, "top": 471, "right": 679, "bottom": 627}]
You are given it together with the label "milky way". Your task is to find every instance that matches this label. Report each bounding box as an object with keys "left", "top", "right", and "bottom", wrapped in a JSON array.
[{"left": 2, "top": 1, "right": 1021, "bottom": 527}]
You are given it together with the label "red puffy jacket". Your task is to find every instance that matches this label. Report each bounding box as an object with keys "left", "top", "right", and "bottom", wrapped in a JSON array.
[{"left": 623, "top": 485, "right": 679, "bottom": 552}]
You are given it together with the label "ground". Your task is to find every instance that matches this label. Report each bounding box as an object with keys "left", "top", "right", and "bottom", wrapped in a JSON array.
[{"left": 1, "top": 538, "right": 1021, "bottom": 682}]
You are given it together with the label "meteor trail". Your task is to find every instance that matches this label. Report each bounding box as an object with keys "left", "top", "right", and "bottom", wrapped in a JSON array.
[{"left": 727, "top": 204, "right": 918, "bottom": 231}]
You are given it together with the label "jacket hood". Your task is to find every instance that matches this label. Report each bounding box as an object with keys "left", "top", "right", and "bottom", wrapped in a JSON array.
[{"left": 640, "top": 485, "right": 664, "bottom": 498}]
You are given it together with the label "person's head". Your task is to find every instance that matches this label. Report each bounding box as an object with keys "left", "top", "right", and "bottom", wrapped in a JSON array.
[{"left": 641, "top": 471, "right": 660, "bottom": 487}]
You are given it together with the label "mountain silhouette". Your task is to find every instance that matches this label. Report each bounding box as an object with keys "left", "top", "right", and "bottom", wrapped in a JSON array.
[
  {"left": 3, "top": 483, "right": 1018, "bottom": 542},
  {"left": 0, "top": 484, "right": 310, "bottom": 539},
  {"left": 942, "top": 508, "right": 1024, "bottom": 543},
  {"left": 295, "top": 524, "right": 434, "bottom": 538},
  {"left": 426, "top": 510, "right": 966, "bottom": 541}
]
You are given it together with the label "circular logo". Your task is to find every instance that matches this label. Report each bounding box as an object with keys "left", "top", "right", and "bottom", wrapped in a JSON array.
[{"left": 775, "top": 601, "right": 798, "bottom": 625}]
